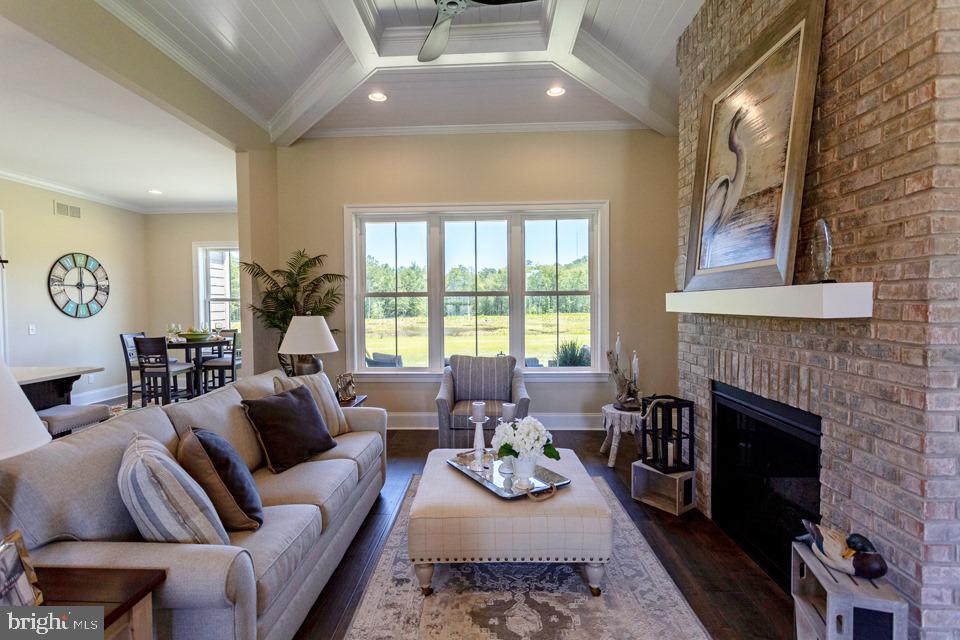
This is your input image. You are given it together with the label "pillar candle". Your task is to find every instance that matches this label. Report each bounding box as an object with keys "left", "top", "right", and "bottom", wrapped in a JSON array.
[
  {"left": 501, "top": 403, "right": 517, "bottom": 422},
  {"left": 472, "top": 401, "right": 486, "bottom": 421}
]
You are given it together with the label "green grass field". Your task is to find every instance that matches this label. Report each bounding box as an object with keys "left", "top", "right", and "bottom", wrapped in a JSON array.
[{"left": 364, "top": 313, "right": 590, "bottom": 367}]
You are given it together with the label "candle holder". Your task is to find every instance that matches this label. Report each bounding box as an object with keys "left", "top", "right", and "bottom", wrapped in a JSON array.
[{"left": 468, "top": 416, "right": 488, "bottom": 471}]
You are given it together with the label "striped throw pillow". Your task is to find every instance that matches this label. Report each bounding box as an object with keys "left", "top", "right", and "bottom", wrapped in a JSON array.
[{"left": 118, "top": 433, "right": 229, "bottom": 544}]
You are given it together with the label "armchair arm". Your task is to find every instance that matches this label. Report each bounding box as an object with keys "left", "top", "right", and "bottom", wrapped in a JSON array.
[
  {"left": 31, "top": 541, "right": 256, "bottom": 612},
  {"left": 436, "top": 367, "right": 455, "bottom": 447},
  {"left": 512, "top": 366, "right": 531, "bottom": 418},
  {"left": 343, "top": 406, "right": 388, "bottom": 477}
]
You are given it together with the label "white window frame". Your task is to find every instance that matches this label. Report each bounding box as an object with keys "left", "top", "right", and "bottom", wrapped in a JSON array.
[
  {"left": 193, "top": 241, "right": 240, "bottom": 330},
  {"left": 343, "top": 202, "right": 610, "bottom": 382}
]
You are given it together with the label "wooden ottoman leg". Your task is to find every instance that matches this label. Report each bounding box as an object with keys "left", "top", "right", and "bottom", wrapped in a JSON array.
[
  {"left": 585, "top": 563, "right": 605, "bottom": 596},
  {"left": 414, "top": 563, "right": 435, "bottom": 596}
]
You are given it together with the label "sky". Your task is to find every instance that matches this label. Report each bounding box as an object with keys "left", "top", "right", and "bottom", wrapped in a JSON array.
[{"left": 364, "top": 218, "right": 589, "bottom": 273}]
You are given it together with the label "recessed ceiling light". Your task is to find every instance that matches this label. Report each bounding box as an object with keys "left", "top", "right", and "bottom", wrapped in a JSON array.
[
  {"left": 546, "top": 86, "right": 566, "bottom": 97},
  {"left": 368, "top": 91, "right": 388, "bottom": 103},
  {"left": 147, "top": 189, "right": 163, "bottom": 195}
]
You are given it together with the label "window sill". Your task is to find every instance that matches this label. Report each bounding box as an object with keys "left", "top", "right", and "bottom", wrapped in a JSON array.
[{"left": 352, "top": 370, "right": 610, "bottom": 383}]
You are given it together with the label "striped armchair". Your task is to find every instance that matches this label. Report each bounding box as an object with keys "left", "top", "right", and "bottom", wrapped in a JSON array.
[{"left": 436, "top": 355, "right": 531, "bottom": 448}]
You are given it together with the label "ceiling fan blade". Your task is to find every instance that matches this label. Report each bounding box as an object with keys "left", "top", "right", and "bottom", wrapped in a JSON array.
[{"left": 418, "top": 9, "right": 456, "bottom": 62}]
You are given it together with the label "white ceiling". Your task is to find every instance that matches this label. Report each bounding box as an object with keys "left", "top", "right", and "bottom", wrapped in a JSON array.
[
  {"left": 0, "top": 16, "right": 236, "bottom": 213},
  {"left": 309, "top": 65, "right": 635, "bottom": 135},
  {"left": 98, "top": 0, "right": 704, "bottom": 141}
]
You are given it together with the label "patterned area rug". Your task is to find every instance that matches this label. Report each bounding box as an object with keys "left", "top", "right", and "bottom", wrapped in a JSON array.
[{"left": 345, "top": 477, "right": 711, "bottom": 640}]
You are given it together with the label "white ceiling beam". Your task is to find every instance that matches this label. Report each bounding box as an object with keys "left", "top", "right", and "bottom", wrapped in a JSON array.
[
  {"left": 558, "top": 32, "right": 678, "bottom": 136},
  {"left": 545, "top": 0, "right": 587, "bottom": 57},
  {"left": 323, "top": 0, "right": 380, "bottom": 68}
]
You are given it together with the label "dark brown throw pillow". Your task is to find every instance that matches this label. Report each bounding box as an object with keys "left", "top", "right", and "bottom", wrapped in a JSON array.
[
  {"left": 178, "top": 428, "right": 263, "bottom": 531},
  {"left": 241, "top": 386, "right": 337, "bottom": 473}
]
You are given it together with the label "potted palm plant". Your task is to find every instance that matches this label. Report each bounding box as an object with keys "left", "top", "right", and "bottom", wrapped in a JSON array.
[{"left": 241, "top": 250, "right": 345, "bottom": 375}]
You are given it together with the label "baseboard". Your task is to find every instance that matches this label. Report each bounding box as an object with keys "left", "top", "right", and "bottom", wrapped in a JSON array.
[
  {"left": 388, "top": 412, "right": 604, "bottom": 430},
  {"left": 70, "top": 383, "right": 127, "bottom": 406}
]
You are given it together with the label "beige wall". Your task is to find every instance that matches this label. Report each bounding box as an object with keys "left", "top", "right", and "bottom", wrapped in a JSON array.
[
  {"left": 0, "top": 178, "right": 148, "bottom": 398},
  {"left": 276, "top": 130, "right": 679, "bottom": 421},
  {"left": 144, "top": 213, "right": 238, "bottom": 337}
]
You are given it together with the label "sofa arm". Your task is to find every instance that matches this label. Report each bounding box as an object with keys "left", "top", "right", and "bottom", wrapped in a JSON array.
[
  {"left": 512, "top": 366, "right": 531, "bottom": 418},
  {"left": 31, "top": 541, "right": 256, "bottom": 612},
  {"left": 436, "top": 367, "right": 455, "bottom": 447},
  {"left": 343, "top": 406, "right": 388, "bottom": 477}
]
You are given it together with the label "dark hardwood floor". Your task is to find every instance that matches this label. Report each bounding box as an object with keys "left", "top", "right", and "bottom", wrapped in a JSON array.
[{"left": 296, "top": 429, "right": 794, "bottom": 640}]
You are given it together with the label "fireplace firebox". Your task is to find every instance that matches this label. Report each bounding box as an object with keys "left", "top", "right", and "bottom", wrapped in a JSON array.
[{"left": 711, "top": 381, "right": 822, "bottom": 590}]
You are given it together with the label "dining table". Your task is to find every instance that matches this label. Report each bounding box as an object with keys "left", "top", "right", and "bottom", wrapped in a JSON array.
[{"left": 166, "top": 337, "right": 231, "bottom": 398}]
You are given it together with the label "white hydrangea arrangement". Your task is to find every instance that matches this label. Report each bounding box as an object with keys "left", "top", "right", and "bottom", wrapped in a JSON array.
[{"left": 491, "top": 416, "right": 561, "bottom": 461}]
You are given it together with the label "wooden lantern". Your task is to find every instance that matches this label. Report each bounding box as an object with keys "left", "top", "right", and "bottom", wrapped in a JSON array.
[{"left": 638, "top": 394, "right": 695, "bottom": 474}]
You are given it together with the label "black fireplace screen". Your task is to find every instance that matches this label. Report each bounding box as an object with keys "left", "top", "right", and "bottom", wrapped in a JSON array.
[{"left": 711, "top": 381, "right": 821, "bottom": 590}]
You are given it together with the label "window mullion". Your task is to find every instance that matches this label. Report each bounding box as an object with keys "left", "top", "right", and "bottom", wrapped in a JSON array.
[
  {"left": 509, "top": 215, "right": 524, "bottom": 363},
  {"left": 428, "top": 218, "right": 444, "bottom": 369}
]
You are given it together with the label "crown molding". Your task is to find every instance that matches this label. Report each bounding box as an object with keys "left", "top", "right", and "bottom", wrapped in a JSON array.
[
  {"left": 0, "top": 168, "right": 237, "bottom": 215},
  {"left": 305, "top": 120, "right": 645, "bottom": 138},
  {"left": 354, "top": 0, "right": 383, "bottom": 46},
  {"left": 94, "top": 0, "right": 270, "bottom": 131}
]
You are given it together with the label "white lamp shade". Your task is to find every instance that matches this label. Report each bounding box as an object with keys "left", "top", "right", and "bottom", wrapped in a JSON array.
[
  {"left": 278, "top": 315, "right": 339, "bottom": 355},
  {"left": 0, "top": 359, "right": 51, "bottom": 459}
]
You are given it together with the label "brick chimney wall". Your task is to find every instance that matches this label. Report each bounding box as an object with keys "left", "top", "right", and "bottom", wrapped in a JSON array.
[{"left": 675, "top": 0, "right": 960, "bottom": 636}]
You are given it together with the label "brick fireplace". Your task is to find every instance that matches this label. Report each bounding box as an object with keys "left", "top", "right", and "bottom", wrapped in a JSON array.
[{"left": 676, "top": 0, "right": 960, "bottom": 637}]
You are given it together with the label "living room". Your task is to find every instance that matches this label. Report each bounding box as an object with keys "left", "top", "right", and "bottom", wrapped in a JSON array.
[{"left": 0, "top": 0, "right": 956, "bottom": 639}]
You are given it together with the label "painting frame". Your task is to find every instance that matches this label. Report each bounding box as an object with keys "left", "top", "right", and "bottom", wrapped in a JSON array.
[{"left": 683, "top": 0, "right": 825, "bottom": 292}]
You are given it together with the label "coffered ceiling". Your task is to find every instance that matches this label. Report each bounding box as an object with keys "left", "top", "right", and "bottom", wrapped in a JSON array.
[{"left": 96, "top": 0, "right": 703, "bottom": 144}]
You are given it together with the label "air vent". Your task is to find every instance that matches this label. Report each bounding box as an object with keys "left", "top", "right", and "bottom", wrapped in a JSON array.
[{"left": 53, "top": 201, "right": 81, "bottom": 219}]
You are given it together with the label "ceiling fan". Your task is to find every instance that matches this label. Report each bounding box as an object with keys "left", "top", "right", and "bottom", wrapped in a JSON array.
[{"left": 418, "top": 0, "right": 538, "bottom": 62}]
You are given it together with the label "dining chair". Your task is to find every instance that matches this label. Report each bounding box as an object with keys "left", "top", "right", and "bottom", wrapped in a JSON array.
[
  {"left": 120, "top": 332, "right": 145, "bottom": 409},
  {"left": 134, "top": 337, "right": 195, "bottom": 406},
  {"left": 202, "top": 330, "right": 242, "bottom": 392}
]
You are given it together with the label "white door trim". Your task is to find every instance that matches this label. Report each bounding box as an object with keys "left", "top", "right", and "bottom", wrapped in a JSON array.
[{"left": 0, "top": 210, "right": 8, "bottom": 362}]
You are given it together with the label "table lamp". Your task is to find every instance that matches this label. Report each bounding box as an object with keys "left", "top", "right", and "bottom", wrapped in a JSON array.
[
  {"left": 0, "top": 359, "right": 51, "bottom": 459},
  {"left": 278, "top": 315, "right": 338, "bottom": 376}
]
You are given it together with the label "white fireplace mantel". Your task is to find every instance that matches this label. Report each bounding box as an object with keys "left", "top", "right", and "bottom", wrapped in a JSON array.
[{"left": 665, "top": 282, "right": 874, "bottom": 319}]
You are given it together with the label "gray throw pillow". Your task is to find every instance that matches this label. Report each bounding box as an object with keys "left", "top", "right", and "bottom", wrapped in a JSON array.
[
  {"left": 241, "top": 386, "right": 337, "bottom": 473},
  {"left": 118, "top": 433, "right": 229, "bottom": 544},
  {"left": 178, "top": 428, "right": 263, "bottom": 531}
]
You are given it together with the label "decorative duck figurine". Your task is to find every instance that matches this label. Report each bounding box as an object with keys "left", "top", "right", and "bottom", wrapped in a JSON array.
[{"left": 802, "top": 520, "right": 888, "bottom": 579}]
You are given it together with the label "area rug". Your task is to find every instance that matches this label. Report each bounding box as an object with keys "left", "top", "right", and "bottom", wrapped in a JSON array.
[{"left": 345, "top": 477, "right": 711, "bottom": 640}]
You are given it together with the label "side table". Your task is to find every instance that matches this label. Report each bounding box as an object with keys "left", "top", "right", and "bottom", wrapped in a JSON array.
[
  {"left": 339, "top": 394, "right": 368, "bottom": 408},
  {"left": 599, "top": 403, "right": 644, "bottom": 467},
  {"left": 36, "top": 567, "right": 165, "bottom": 640}
]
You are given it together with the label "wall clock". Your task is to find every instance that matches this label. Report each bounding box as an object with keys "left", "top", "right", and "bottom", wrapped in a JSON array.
[{"left": 48, "top": 253, "right": 110, "bottom": 318}]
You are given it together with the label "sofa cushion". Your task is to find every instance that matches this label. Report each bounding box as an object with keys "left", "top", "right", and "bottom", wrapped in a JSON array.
[
  {"left": 242, "top": 386, "right": 337, "bottom": 473},
  {"left": 449, "top": 355, "right": 515, "bottom": 402},
  {"left": 118, "top": 433, "right": 229, "bottom": 545},
  {"left": 229, "top": 504, "right": 322, "bottom": 616},
  {"left": 311, "top": 431, "right": 383, "bottom": 480},
  {"left": 253, "top": 459, "right": 357, "bottom": 528},
  {"left": 163, "top": 386, "right": 263, "bottom": 472},
  {"left": 0, "top": 406, "right": 178, "bottom": 550},
  {"left": 232, "top": 369, "right": 286, "bottom": 401},
  {"left": 177, "top": 429, "right": 263, "bottom": 531},
  {"left": 451, "top": 399, "right": 505, "bottom": 430},
  {"left": 273, "top": 373, "right": 348, "bottom": 437}
]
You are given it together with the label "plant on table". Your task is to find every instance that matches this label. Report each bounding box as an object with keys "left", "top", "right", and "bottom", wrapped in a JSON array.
[{"left": 492, "top": 416, "right": 561, "bottom": 462}]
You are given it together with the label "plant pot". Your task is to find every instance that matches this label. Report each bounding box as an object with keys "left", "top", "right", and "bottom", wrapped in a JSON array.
[{"left": 513, "top": 454, "right": 538, "bottom": 490}]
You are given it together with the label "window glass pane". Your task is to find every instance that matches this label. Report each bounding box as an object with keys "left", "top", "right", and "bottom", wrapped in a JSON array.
[
  {"left": 208, "top": 250, "right": 229, "bottom": 298},
  {"left": 397, "top": 297, "right": 428, "bottom": 367},
  {"left": 365, "top": 222, "right": 396, "bottom": 293},
  {"left": 525, "top": 219, "right": 557, "bottom": 291},
  {"left": 397, "top": 222, "right": 427, "bottom": 292},
  {"left": 228, "top": 250, "right": 240, "bottom": 299},
  {"left": 524, "top": 295, "right": 557, "bottom": 368},
  {"left": 478, "top": 296, "right": 509, "bottom": 356},
  {"left": 228, "top": 300, "right": 241, "bottom": 332},
  {"left": 208, "top": 300, "right": 230, "bottom": 330},
  {"left": 444, "top": 221, "right": 475, "bottom": 292},
  {"left": 558, "top": 295, "right": 591, "bottom": 366},
  {"left": 364, "top": 297, "right": 397, "bottom": 366},
  {"left": 477, "top": 220, "right": 508, "bottom": 291},
  {"left": 558, "top": 219, "right": 589, "bottom": 291},
  {"left": 444, "top": 295, "right": 474, "bottom": 360}
]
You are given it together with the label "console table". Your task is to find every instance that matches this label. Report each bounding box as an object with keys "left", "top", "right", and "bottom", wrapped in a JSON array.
[{"left": 11, "top": 366, "right": 104, "bottom": 410}]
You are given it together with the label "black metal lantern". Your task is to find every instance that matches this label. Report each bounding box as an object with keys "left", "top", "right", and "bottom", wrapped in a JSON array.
[{"left": 637, "top": 394, "right": 695, "bottom": 473}]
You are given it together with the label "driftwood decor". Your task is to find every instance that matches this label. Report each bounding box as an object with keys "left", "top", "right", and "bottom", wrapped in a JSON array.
[{"left": 607, "top": 333, "right": 642, "bottom": 411}]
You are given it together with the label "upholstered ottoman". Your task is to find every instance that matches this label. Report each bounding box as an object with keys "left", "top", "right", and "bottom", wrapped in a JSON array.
[{"left": 408, "top": 448, "right": 613, "bottom": 596}]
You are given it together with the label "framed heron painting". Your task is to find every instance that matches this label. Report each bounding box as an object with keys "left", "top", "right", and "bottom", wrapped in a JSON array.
[{"left": 683, "top": 0, "right": 825, "bottom": 291}]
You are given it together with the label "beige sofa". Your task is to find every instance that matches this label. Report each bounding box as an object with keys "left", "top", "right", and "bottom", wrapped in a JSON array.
[{"left": 0, "top": 370, "right": 386, "bottom": 640}]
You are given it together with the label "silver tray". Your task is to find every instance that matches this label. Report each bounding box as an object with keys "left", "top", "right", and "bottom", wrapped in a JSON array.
[{"left": 446, "top": 450, "right": 571, "bottom": 499}]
